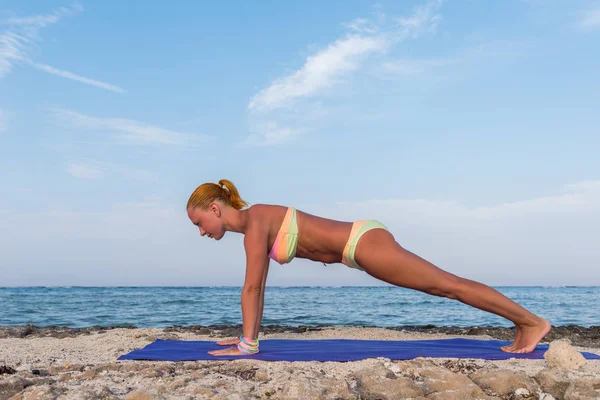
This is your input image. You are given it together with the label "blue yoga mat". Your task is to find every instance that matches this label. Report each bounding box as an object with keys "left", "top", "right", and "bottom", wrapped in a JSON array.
[{"left": 117, "top": 338, "right": 600, "bottom": 362}]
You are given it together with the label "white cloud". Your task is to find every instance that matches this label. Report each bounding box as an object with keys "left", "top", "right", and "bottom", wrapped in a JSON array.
[
  {"left": 343, "top": 18, "right": 379, "bottom": 34},
  {"left": 244, "top": 121, "right": 300, "bottom": 146},
  {"left": 248, "top": 35, "right": 388, "bottom": 113},
  {"left": 0, "top": 199, "right": 249, "bottom": 286},
  {"left": 396, "top": 0, "right": 444, "bottom": 38},
  {"left": 50, "top": 108, "right": 214, "bottom": 147},
  {"left": 1, "top": 180, "right": 599, "bottom": 286},
  {"left": 0, "top": 31, "right": 28, "bottom": 78},
  {"left": 3, "top": 3, "right": 83, "bottom": 29},
  {"left": 66, "top": 160, "right": 155, "bottom": 181},
  {"left": 0, "top": 3, "right": 123, "bottom": 92},
  {"left": 249, "top": 1, "right": 444, "bottom": 113},
  {"left": 245, "top": 0, "right": 445, "bottom": 145},
  {"left": 381, "top": 40, "right": 529, "bottom": 78},
  {"left": 32, "top": 63, "right": 125, "bottom": 93},
  {"left": 310, "top": 180, "right": 600, "bottom": 285},
  {"left": 578, "top": 5, "right": 600, "bottom": 30}
]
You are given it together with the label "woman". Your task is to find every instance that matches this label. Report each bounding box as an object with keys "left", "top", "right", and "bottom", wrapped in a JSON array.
[{"left": 187, "top": 179, "right": 551, "bottom": 356}]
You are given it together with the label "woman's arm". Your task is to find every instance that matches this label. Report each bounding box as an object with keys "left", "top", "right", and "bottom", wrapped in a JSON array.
[
  {"left": 240, "top": 219, "right": 270, "bottom": 340},
  {"left": 254, "top": 260, "right": 270, "bottom": 338}
]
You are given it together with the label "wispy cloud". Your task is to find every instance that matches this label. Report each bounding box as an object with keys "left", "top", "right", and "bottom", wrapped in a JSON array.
[
  {"left": 396, "top": 0, "right": 443, "bottom": 38},
  {"left": 66, "top": 160, "right": 155, "bottom": 181},
  {"left": 3, "top": 3, "right": 83, "bottom": 30},
  {"left": 343, "top": 18, "right": 379, "bottom": 34},
  {"left": 244, "top": 121, "right": 300, "bottom": 146},
  {"left": 310, "top": 179, "right": 600, "bottom": 285},
  {"left": 50, "top": 108, "right": 214, "bottom": 147},
  {"left": 0, "top": 3, "right": 123, "bottom": 92},
  {"left": 248, "top": 36, "right": 388, "bottom": 113},
  {"left": 249, "top": 1, "right": 444, "bottom": 113},
  {"left": 245, "top": 0, "right": 444, "bottom": 145},
  {"left": 578, "top": 4, "right": 600, "bottom": 30},
  {"left": 0, "top": 31, "right": 28, "bottom": 77},
  {"left": 32, "top": 63, "right": 125, "bottom": 93},
  {"left": 381, "top": 39, "right": 529, "bottom": 77}
]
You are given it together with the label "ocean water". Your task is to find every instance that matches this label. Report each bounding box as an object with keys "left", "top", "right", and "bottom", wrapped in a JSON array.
[{"left": 0, "top": 286, "right": 598, "bottom": 328}]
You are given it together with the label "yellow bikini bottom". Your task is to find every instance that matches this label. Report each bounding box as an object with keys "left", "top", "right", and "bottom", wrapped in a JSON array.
[{"left": 341, "top": 219, "right": 388, "bottom": 271}]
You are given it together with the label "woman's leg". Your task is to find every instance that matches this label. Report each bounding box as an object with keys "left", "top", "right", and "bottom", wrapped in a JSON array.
[{"left": 352, "top": 228, "right": 551, "bottom": 353}]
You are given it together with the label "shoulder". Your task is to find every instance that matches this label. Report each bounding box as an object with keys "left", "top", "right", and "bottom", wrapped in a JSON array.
[
  {"left": 243, "top": 204, "right": 286, "bottom": 248},
  {"left": 246, "top": 203, "right": 286, "bottom": 224}
]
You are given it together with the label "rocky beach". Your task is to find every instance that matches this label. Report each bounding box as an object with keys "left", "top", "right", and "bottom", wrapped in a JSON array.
[{"left": 1, "top": 325, "right": 599, "bottom": 400}]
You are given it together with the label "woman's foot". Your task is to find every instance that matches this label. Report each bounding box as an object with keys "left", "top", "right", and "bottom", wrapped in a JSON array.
[
  {"left": 216, "top": 337, "right": 241, "bottom": 346},
  {"left": 501, "top": 317, "right": 551, "bottom": 353}
]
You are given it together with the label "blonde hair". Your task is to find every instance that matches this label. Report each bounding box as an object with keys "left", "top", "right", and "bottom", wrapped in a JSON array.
[{"left": 186, "top": 179, "right": 249, "bottom": 211}]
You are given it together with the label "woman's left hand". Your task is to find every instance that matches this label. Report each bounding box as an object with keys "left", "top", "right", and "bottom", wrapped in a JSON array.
[{"left": 208, "top": 346, "right": 245, "bottom": 356}]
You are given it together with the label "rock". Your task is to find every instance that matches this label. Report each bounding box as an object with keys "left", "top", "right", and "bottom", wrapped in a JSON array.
[
  {"left": 354, "top": 363, "right": 424, "bottom": 399},
  {"left": 120, "top": 364, "right": 146, "bottom": 373},
  {"left": 535, "top": 368, "right": 571, "bottom": 399},
  {"left": 95, "top": 363, "right": 124, "bottom": 373},
  {"left": 540, "top": 394, "right": 557, "bottom": 400},
  {"left": 439, "top": 359, "right": 484, "bottom": 374},
  {"left": 514, "top": 387, "right": 530, "bottom": 397},
  {"left": 95, "top": 386, "right": 116, "bottom": 400},
  {"left": 124, "top": 391, "right": 154, "bottom": 400},
  {"left": 267, "top": 373, "right": 351, "bottom": 400},
  {"left": 469, "top": 369, "right": 539, "bottom": 397},
  {"left": 419, "top": 367, "right": 487, "bottom": 397},
  {"left": 193, "top": 386, "right": 218, "bottom": 397},
  {"left": 544, "top": 339, "right": 587, "bottom": 370},
  {"left": 0, "top": 377, "right": 30, "bottom": 399},
  {"left": 80, "top": 367, "right": 98, "bottom": 380},
  {"left": 75, "top": 387, "right": 116, "bottom": 400},
  {"left": 16, "top": 365, "right": 33, "bottom": 373},
  {"left": 253, "top": 368, "right": 270, "bottom": 383},
  {"left": 564, "top": 378, "right": 600, "bottom": 400},
  {"left": 428, "top": 392, "right": 501, "bottom": 400},
  {"left": 140, "top": 366, "right": 174, "bottom": 378},
  {"left": 260, "top": 388, "right": 276, "bottom": 399},
  {"left": 0, "top": 366, "right": 17, "bottom": 375},
  {"left": 157, "top": 333, "right": 180, "bottom": 341},
  {"left": 8, "top": 384, "right": 64, "bottom": 400},
  {"left": 168, "top": 378, "right": 190, "bottom": 391}
]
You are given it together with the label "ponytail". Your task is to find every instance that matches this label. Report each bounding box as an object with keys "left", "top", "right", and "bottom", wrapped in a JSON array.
[
  {"left": 217, "top": 179, "right": 248, "bottom": 210},
  {"left": 187, "top": 179, "right": 249, "bottom": 211}
]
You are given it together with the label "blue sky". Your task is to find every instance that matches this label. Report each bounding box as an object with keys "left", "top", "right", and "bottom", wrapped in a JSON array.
[{"left": 1, "top": 0, "right": 599, "bottom": 286}]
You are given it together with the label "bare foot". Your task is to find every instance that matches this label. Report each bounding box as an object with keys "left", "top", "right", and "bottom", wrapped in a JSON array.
[
  {"left": 501, "top": 318, "right": 551, "bottom": 353},
  {"left": 501, "top": 326, "right": 522, "bottom": 352},
  {"left": 216, "top": 337, "right": 241, "bottom": 346}
]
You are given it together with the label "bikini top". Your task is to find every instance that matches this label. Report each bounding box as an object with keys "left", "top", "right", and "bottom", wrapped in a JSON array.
[{"left": 268, "top": 207, "right": 299, "bottom": 265}]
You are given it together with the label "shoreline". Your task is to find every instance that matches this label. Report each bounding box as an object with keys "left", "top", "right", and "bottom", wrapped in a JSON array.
[
  {"left": 1, "top": 326, "right": 599, "bottom": 399},
  {"left": 2, "top": 323, "right": 599, "bottom": 348}
]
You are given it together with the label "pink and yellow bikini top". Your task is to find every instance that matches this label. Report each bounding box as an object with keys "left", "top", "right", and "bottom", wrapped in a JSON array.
[{"left": 268, "top": 207, "right": 299, "bottom": 265}]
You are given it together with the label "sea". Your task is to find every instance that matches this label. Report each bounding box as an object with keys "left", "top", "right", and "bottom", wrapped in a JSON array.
[{"left": 0, "top": 286, "right": 598, "bottom": 329}]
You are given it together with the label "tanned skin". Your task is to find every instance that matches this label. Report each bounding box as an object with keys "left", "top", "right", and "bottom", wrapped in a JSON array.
[{"left": 188, "top": 202, "right": 551, "bottom": 356}]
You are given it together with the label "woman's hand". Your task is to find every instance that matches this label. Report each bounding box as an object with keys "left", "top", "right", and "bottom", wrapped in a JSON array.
[
  {"left": 208, "top": 346, "right": 244, "bottom": 356},
  {"left": 215, "top": 337, "right": 241, "bottom": 346}
]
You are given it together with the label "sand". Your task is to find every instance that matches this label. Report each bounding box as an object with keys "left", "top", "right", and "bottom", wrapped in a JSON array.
[{"left": 1, "top": 326, "right": 599, "bottom": 399}]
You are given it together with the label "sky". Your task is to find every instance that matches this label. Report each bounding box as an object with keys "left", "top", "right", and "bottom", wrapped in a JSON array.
[{"left": 1, "top": 0, "right": 599, "bottom": 287}]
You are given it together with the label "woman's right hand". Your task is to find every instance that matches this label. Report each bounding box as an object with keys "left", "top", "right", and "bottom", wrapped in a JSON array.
[{"left": 216, "top": 337, "right": 241, "bottom": 346}]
